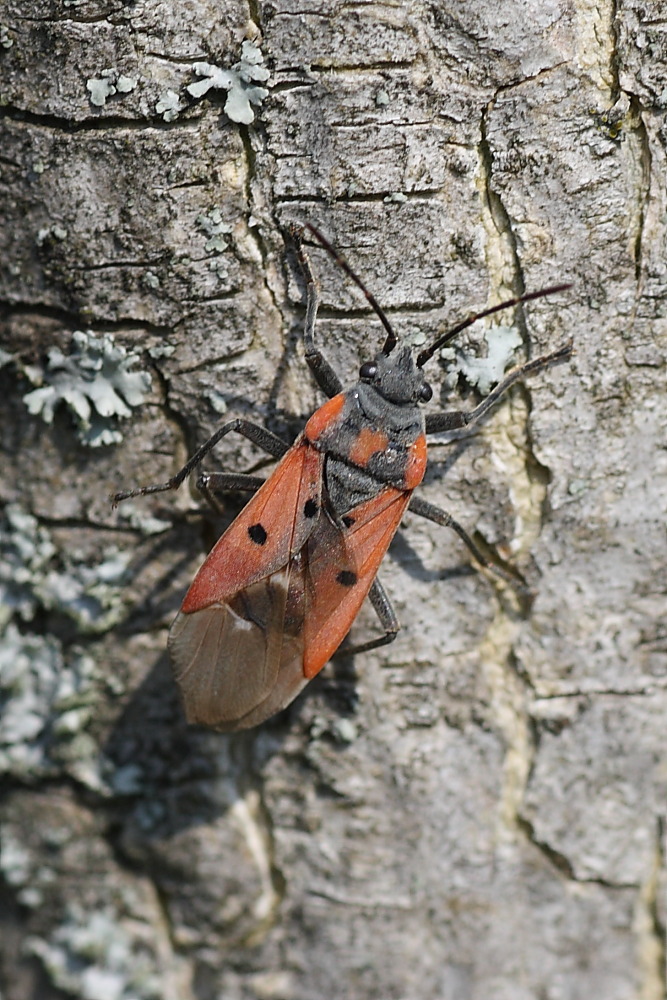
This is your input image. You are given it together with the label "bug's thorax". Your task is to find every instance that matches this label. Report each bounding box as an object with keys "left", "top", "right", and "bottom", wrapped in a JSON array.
[{"left": 304, "top": 345, "right": 428, "bottom": 508}]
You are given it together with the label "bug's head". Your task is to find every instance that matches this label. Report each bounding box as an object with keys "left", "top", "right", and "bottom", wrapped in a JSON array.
[{"left": 359, "top": 346, "right": 433, "bottom": 405}]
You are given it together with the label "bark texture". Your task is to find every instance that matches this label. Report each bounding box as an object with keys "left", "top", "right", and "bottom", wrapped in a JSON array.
[{"left": 1, "top": 2, "right": 666, "bottom": 998}]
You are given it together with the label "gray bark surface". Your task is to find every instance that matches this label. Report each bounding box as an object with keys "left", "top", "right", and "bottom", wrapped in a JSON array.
[{"left": 1, "top": 2, "right": 666, "bottom": 998}]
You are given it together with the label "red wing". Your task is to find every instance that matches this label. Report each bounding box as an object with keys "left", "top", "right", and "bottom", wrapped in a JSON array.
[
  {"left": 169, "top": 439, "right": 323, "bottom": 731},
  {"left": 182, "top": 438, "right": 323, "bottom": 612},
  {"left": 302, "top": 487, "right": 411, "bottom": 679}
]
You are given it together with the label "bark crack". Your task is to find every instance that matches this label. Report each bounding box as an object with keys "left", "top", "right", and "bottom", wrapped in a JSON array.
[
  {"left": 477, "top": 100, "right": 527, "bottom": 303},
  {"left": 634, "top": 818, "right": 667, "bottom": 1000},
  {"left": 0, "top": 103, "right": 206, "bottom": 134},
  {"left": 625, "top": 96, "right": 652, "bottom": 288}
]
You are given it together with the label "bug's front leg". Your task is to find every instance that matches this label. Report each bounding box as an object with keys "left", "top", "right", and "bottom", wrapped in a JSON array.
[
  {"left": 111, "top": 419, "right": 289, "bottom": 506},
  {"left": 408, "top": 495, "right": 528, "bottom": 593},
  {"left": 290, "top": 226, "right": 344, "bottom": 400},
  {"left": 425, "top": 341, "right": 573, "bottom": 434},
  {"left": 336, "top": 578, "right": 400, "bottom": 658}
]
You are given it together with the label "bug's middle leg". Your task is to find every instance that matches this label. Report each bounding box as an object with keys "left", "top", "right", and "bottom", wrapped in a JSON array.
[
  {"left": 335, "top": 578, "right": 400, "bottom": 658},
  {"left": 195, "top": 472, "right": 265, "bottom": 516},
  {"left": 408, "top": 495, "right": 527, "bottom": 591},
  {"left": 111, "top": 419, "right": 289, "bottom": 505}
]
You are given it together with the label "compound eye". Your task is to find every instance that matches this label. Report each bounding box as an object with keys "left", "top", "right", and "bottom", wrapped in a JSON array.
[
  {"left": 359, "top": 361, "right": 378, "bottom": 380},
  {"left": 419, "top": 381, "right": 433, "bottom": 403}
]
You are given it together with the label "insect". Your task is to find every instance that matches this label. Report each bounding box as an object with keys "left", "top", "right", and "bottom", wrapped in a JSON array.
[{"left": 112, "top": 225, "right": 572, "bottom": 731}]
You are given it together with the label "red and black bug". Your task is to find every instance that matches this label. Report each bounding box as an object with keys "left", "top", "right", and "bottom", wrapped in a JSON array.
[{"left": 113, "top": 225, "right": 572, "bottom": 731}]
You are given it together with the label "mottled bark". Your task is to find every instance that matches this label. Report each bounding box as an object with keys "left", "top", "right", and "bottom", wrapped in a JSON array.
[{"left": 1, "top": 2, "right": 666, "bottom": 999}]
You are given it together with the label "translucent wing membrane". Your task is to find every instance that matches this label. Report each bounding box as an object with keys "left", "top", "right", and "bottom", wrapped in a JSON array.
[{"left": 169, "top": 569, "right": 307, "bottom": 730}]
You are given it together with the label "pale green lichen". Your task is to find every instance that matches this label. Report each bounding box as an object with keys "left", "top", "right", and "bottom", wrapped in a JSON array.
[
  {"left": 142, "top": 270, "right": 160, "bottom": 290},
  {"left": 204, "top": 388, "right": 228, "bottom": 415},
  {"left": 87, "top": 76, "right": 115, "bottom": 106},
  {"left": 0, "top": 506, "right": 133, "bottom": 785},
  {"left": 0, "top": 505, "right": 132, "bottom": 633},
  {"left": 440, "top": 325, "right": 523, "bottom": 396},
  {"left": 27, "top": 906, "right": 163, "bottom": 1000},
  {"left": 187, "top": 40, "right": 270, "bottom": 124},
  {"left": 41, "top": 548, "right": 131, "bottom": 630},
  {"left": 195, "top": 206, "right": 232, "bottom": 253},
  {"left": 0, "top": 825, "right": 45, "bottom": 908},
  {"left": 109, "top": 763, "right": 145, "bottom": 795},
  {"left": 36, "top": 224, "right": 68, "bottom": 245},
  {"left": 86, "top": 70, "right": 138, "bottom": 107},
  {"left": 0, "top": 505, "right": 55, "bottom": 631},
  {"left": 114, "top": 506, "right": 172, "bottom": 535},
  {"left": 0, "top": 628, "right": 63, "bottom": 759},
  {"left": 22, "top": 330, "right": 151, "bottom": 447},
  {"left": 116, "top": 74, "right": 138, "bottom": 94},
  {"left": 0, "top": 827, "right": 32, "bottom": 885},
  {"left": 146, "top": 343, "right": 175, "bottom": 360},
  {"left": 0, "top": 624, "right": 102, "bottom": 784},
  {"left": 155, "top": 88, "right": 184, "bottom": 122}
]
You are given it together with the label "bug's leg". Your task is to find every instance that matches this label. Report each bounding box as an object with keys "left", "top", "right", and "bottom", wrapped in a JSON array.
[
  {"left": 408, "top": 495, "right": 528, "bottom": 592},
  {"left": 291, "top": 226, "right": 344, "bottom": 399},
  {"left": 196, "top": 472, "right": 265, "bottom": 516},
  {"left": 336, "top": 578, "right": 400, "bottom": 657},
  {"left": 425, "top": 341, "right": 573, "bottom": 434},
  {"left": 111, "top": 419, "right": 289, "bottom": 505}
]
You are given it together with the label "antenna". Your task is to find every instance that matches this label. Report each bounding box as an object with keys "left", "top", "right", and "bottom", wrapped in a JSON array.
[
  {"left": 305, "top": 224, "right": 398, "bottom": 354},
  {"left": 416, "top": 284, "right": 572, "bottom": 368}
]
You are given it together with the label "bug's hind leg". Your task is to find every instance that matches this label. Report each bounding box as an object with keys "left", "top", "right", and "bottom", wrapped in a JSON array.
[
  {"left": 408, "top": 495, "right": 529, "bottom": 593},
  {"left": 336, "top": 578, "right": 400, "bottom": 658},
  {"left": 291, "top": 226, "right": 344, "bottom": 400},
  {"left": 111, "top": 419, "right": 289, "bottom": 506}
]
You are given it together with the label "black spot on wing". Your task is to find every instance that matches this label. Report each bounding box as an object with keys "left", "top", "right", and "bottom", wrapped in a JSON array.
[
  {"left": 303, "top": 498, "right": 318, "bottom": 518},
  {"left": 336, "top": 569, "right": 358, "bottom": 587},
  {"left": 342, "top": 515, "right": 355, "bottom": 528},
  {"left": 248, "top": 523, "right": 268, "bottom": 545}
]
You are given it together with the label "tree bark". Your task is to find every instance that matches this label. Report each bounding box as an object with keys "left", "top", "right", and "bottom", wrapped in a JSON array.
[{"left": 1, "top": 2, "right": 666, "bottom": 998}]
